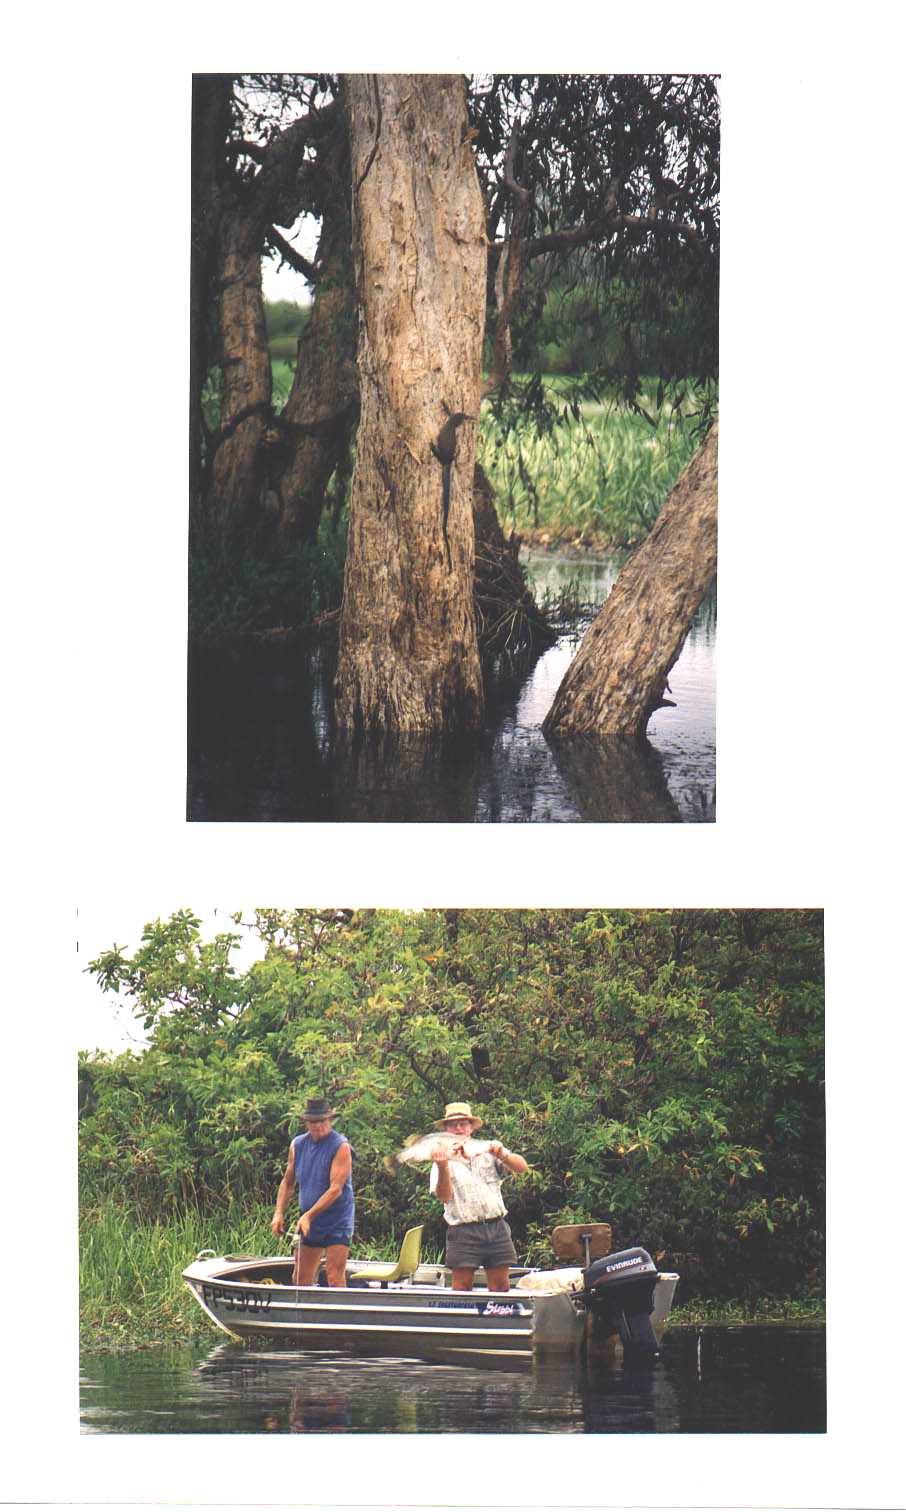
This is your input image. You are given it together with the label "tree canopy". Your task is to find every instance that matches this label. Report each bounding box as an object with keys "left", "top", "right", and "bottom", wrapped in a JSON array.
[{"left": 81, "top": 908, "right": 822, "bottom": 1297}]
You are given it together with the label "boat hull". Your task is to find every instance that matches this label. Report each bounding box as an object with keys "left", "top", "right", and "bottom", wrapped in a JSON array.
[{"left": 182, "top": 1255, "right": 679, "bottom": 1359}]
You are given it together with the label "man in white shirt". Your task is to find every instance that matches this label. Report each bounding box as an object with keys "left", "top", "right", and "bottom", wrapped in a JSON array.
[{"left": 429, "top": 1101, "right": 529, "bottom": 1292}]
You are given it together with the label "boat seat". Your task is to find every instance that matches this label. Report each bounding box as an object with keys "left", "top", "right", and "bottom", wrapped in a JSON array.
[
  {"left": 551, "top": 1222, "right": 612, "bottom": 1268},
  {"left": 348, "top": 1225, "right": 424, "bottom": 1286}
]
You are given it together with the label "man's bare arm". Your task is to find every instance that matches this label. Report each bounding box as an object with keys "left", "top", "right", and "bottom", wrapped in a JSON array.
[{"left": 271, "top": 1145, "right": 296, "bottom": 1234}]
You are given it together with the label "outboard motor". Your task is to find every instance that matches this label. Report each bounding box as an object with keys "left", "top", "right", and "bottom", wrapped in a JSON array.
[{"left": 582, "top": 1246, "right": 659, "bottom": 1360}]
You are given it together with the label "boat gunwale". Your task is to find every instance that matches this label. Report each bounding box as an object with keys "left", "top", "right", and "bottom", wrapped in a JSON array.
[{"left": 181, "top": 1255, "right": 536, "bottom": 1301}]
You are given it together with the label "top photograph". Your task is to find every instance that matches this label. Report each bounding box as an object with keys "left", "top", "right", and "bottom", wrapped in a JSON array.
[{"left": 188, "top": 73, "right": 718, "bottom": 823}]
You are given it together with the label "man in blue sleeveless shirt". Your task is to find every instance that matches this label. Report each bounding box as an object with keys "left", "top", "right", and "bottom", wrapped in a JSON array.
[{"left": 271, "top": 1097, "right": 354, "bottom": 1286}]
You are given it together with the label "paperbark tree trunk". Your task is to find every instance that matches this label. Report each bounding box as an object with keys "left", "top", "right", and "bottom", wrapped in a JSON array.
[
  {"left": 277, "top": 131, "right": 358, "bottom": 542},
  {"left": 196, "top": 98, "right": 336, "bottom": 529},
  {"left": 543, "top": 422, "right": 718, "bottom": 739},
  {"left": 334, "top": 74, "right": 486, "bottom": 733},
  {"left": 209, "top": 209, "right": 272, "bottom": 523}
]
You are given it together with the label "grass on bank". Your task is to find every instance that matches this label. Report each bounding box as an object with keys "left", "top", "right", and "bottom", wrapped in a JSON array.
[
  {"left": 79, "top": 1202, "right": 447, "bottom": 1350},
  {"left": 478, "top": 380, "right": 709, "bottom": 548},
  {"left": 670, "top": 1297, "right": 825, "bottom": 1328},
  {"left": 80, "top": 1205, "right": 822, "bottom": 1353}
]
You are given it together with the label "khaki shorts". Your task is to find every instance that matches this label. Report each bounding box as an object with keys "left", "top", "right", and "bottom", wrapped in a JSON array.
[{"left": 445, "top": 1217, "right": 517, "bottom": 1270}]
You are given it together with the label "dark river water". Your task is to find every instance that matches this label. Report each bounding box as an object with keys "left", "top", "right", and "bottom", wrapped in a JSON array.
[
  {"left": 81, "top": 1325, "right": 822, "bottom": 1434},
  {"left": 187, "top": 555, "right": 715, "bottom": 823}
]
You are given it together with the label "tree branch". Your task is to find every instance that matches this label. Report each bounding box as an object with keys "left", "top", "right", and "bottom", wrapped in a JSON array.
[
  {"left": 248, "top": 101, "right": 339, "bottom": 231},
  {"left": 481, "top": 122, "right": 533, "bottom": 399},
  {"left": 403, "top": 1046, "right": 448, "bottom": 1097},
  {"left": 521, "top": 187, "right": 704, "bottom": 265},
  {"left": 265, "top": 225, "right": 320, "bottom": 283}
]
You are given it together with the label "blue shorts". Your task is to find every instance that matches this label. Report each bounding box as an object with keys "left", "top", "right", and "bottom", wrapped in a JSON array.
[{"left": 301, "top": 1231, "right": 352, "bottom": 1249}]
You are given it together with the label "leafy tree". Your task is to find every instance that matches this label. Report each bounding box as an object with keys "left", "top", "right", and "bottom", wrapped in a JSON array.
[{"left": 82, "top": 908, "right": 822, "bottom": 1297}]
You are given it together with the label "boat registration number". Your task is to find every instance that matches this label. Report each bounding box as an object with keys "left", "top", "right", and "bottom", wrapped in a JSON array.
[{"left": 202, "top": 1283, "right": 272, "bottom": 1312}]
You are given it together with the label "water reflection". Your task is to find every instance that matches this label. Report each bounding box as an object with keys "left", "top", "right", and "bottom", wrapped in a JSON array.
[
  {"left": 187, "top": 554, "right": 715, "bottom": 823},
  {"left": 190, "top": 1343, "right": 674, "bottom": 1434},
  {"left": 545, "top": 735, "right": 681, "bottom": 822},
  {"left": 80, "top": 1327, "right": 824, "bottom": 1434}
]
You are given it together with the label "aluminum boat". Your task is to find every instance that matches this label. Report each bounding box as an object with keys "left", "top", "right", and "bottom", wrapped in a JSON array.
[{"left": 182, "top": 1224, "right": 679, "bottom": 1362}]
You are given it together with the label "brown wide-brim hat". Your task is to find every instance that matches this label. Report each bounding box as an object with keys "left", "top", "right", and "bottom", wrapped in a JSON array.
[
  {"left": 303, "top": 1097, "right": 338, "bottom": 1119},
  {"left": 435, "top": 1100, "right": 483, "bottom": 1130}
]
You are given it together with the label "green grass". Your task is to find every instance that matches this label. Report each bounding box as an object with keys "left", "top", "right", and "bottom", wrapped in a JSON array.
[
  {"left": 478, "top": 380, "right": 711, "bottom": 547},
  {"left": 670, "top": 1296, "right": 825, "bottom": 1327},
  {"left": 79, "top": 1202, "right": 271, "bottom": 1349},
  {"left": 271, "top": 359, "right": 295, "bottom": 406},
  {"left": 79, "top": 1203, "right": 443, "bottom": 1351}
]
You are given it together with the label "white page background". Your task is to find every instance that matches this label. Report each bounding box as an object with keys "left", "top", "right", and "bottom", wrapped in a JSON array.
[{"left": 5, "top": 2, "right": 902, "bottom": 1508}]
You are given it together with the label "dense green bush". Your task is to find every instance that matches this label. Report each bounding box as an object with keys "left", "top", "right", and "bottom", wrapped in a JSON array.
[{"left": 81, "top": 909, "right": 824, "bottom": 1299}]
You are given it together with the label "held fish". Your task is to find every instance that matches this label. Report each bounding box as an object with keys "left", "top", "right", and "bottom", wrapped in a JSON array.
[{"left": 384, "top": 1131, "right": 493, "bottom": 1173}]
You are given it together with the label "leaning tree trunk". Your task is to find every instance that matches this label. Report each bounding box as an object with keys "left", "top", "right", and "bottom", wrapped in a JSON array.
[
  {"left": 543, "top": 422, "right": 718, "bottom": 739},
  {"left": 334, "top": 74, "right": 486, "bottom": 733}
]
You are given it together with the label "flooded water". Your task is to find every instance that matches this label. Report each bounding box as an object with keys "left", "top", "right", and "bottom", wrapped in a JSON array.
[
  {"left": 187, "top": 554, "right": 715, "bottom": 823},
  {"left": 81, "top": 1325, "right": 822, "bottom": 1434}
]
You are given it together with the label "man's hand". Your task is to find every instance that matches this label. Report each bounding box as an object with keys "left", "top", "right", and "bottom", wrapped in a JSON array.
[
  {"left": 271, "top": 1213, "right": 285, "bottom": 1236},
  {"left": 488, "top": 1141, "right": 505, "bottom": 1158},
  {"left": 296, "top": 1213, "right": 312, "bottom": 1239}
]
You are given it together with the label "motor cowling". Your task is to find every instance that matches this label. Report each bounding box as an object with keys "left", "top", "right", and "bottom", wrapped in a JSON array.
[{"left": 582, "top": 1246, "right": 659, "bottom": 1359}]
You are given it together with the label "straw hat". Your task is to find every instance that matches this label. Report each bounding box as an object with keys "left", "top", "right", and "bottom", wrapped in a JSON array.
[{"left": 435, "top": 1101, "right": 484, "bottom": 1130}]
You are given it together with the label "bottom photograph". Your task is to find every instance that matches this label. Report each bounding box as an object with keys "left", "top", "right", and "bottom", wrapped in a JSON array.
[{"left": 78, "top": 907, "right": 825, "bottom": 1434}]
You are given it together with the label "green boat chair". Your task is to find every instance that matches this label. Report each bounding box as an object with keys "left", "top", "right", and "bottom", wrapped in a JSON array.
[{"left": 348, "top": 1225, "right": 424, "bottom": 1287}]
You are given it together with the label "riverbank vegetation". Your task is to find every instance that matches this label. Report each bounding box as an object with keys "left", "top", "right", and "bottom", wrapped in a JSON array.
[
  {"left": 478, "top": 377, "right": 707, "bottom": 548},
  {"left": 79, "top": 1198, "right": 824, "bottom": 1352},
  {"left": 80, "top": 909, "right": 824, "bottom": 1347}
]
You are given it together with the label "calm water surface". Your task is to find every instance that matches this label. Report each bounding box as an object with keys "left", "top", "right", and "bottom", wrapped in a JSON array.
[
  {"left": 81, "top": 1326, "right": 822, "bottom": 1434},
  {"left": 187, "top": 554, "right": 715, "bottom": 823}
]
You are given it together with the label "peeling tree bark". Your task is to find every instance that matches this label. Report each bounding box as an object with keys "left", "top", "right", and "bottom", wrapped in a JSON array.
[
  {"left": 334, "top": 74, "right": 487, "bottom": 733},
  {"left": 276, "top": 130, "right": 358, "bottom": 542},
  {"left": 196, "top": 98, "right": 339, "bottom": 529},
  {"left": 209, "top": 210, "right": 272, "bottom": 522},
  {"left": 543, "top": 422, "right": 717, "bottom": 739}
]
